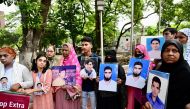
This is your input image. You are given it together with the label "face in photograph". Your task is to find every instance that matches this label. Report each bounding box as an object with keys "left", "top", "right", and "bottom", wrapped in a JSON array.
[
  {"left": 99, "top": 64, "right": 118, "bottom": 92},
  {"left": 59, "top": 70, "right": 66, "bottom": 78},
  {"left": 133, "top": 62, "right": 143, "bottom": 77},
  {"left": 37, "top": 83, "right": 43, "bottom": 89},
  {"left": 104, "top": 67, "right": 112, "bottom": 81},
  {"left": 0, "top": 77, "right": 9, "bottom": 90},
  {"left": 84, "top": 60, "right": 94, "bottom": 72},
  {"left": 0, "top": 77, "right": 8, "bottom": 85},
  {"left": 151, "top": 80, "right": 161, "bottom": 98},
  {"left": 81, "top": 57, "right": 98, "bottom": 72},
  {"left": 151, "top": 39, "right": 160, "bottom": 50}
]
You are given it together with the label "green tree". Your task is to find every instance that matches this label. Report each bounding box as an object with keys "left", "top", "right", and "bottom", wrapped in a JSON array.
[
  {"left": 160, "top": 0, "right": 190, "bottom": 29},
  {"left": 1, "top": 0, "right": 52, "bottom": 68}
]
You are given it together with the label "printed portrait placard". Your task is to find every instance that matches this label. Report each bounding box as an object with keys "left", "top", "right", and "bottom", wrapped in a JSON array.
[
  {"left": 98, "top": 63, "right": 118, "bottom": 92},
  {"left": 125, "top": 58, "right": 150, "bottom": 89},
  {"left": 80, "top": 57, "right": 98, "bottom": 72},
  {"left": 52, "top": 65, "right": 76, "bottom": 86},
  {"left": 0, "top": 77, "right": 11, "bottom": 91},
  {"left": 146, "top": 70, "right": 170, "bottom": 109}
]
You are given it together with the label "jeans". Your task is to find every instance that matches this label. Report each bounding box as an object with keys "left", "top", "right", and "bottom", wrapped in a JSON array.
[{"left": 82, "top": 91, "right": 96, "bottom": 109}]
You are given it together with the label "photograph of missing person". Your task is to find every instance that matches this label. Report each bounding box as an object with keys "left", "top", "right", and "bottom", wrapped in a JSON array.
[
  {"left": 34, "top": 82, "right": 44, "bottom": 95},
  {"left": 125, "top": 58, "right": 150, "bottom": 89},
  {"left": 65, "top": 69, "right": 76, "bottom": 86},
  {"left": 146, "top": 37, "right": 165, "bottom": 60},
  {"left": 52, "top": 65, "right": 76, "bottom": 86},
  {"left": 146, "top": 70, "right": 170, "bottom": 109},
  {"left": 98, "top": 63, "right": 118, "bottom": 92},
  {"left": 80, "top": 57, "right": 98, "bottom": 72},
  {"left": 80, "top": 58, "right": 97, "bottom": 79},
  {"left": 0, "top": 77, "right": 11, "bottom": 91}
]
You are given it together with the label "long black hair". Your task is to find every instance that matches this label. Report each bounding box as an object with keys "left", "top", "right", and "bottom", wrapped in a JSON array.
[{"left": 31, "top": 53, "right": 50, "bottom": 73}]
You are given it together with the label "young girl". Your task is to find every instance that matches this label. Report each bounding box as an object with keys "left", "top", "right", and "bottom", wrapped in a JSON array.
[{"left": 25, "top": 53, "right": 54, "bottom": 109}]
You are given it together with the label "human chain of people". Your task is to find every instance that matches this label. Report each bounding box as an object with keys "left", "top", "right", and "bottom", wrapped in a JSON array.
[{"left": 0, "top": 28, "right": 190, "bottom": 109}]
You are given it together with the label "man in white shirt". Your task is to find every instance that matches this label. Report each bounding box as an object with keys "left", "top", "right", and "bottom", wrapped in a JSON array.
[
  {"left": 99, "top": 66, "right": 117, "bottom": 92},
  {"left": 126, "top": 61, "right": 145, "bottom": 89}
]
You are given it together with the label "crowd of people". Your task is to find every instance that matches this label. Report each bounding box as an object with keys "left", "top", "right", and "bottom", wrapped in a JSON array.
[{"left": 0, "top": 27, "right": 190, "bottom": 109}]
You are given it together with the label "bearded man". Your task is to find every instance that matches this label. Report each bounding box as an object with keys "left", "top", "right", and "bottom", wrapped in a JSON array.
[
  {"left": 99, "top": 66, "right": 117, "bottom": 92},
  {"left": 126, "top": 61, "right": 145, "bottom": 89}
]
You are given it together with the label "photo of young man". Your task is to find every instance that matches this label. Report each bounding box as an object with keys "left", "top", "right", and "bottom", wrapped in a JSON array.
[
  {"left": 99, "top": 65, "right": 118, "bottom": 92},
  {"left": 34, "top": 82, "right": 44, "bottom": 95},
  {"left": 146, "top": 76, "right": 165, "bottom": 109},
  {"left": 0, "top": 77, "right": 10, "bottom": 91},
  {"left": 148, "top": 38, "right": 161, "bottom": 59},
  {"left": 126, "top": 61, "right": 146, "bottom": 89}
]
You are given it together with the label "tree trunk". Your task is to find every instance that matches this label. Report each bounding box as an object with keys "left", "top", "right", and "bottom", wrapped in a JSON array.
[
  {"left": 19, "top": 29, "right": 41, "bottom": 69},
  {"left": 19, "top": 0, "right": 52, "bottom": 69}
]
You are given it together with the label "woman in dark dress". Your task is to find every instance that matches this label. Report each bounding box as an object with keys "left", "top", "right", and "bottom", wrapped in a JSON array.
[
  {"left": 96, "top": 50, "right": 126, "bottom": 109},
  {"left": 144, "top": 40, "right": 190, "bottom": 109}
]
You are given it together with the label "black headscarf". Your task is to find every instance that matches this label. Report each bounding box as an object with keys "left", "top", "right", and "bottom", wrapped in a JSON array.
[
  {"left": 158, "top": 40, "right": 190, "bottom": 109},
  {"left": 161, "top": 40, "right": 184, "bottom": 62},
  {"left": 159, "top": 40, "right": 184, "bottom": 73},
  {"left": 104, "top": 50, "right": 117, "bottom": 62}
]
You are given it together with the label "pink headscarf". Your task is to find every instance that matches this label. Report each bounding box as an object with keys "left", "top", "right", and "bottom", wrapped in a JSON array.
[
  {"left": 59, "top": 43, "right": 82, "bottom": 86},
  {"left": 135, "top": 44, "right": 150, "bottom": 60}
]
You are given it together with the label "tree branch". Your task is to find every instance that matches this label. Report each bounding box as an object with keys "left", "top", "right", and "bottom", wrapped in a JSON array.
[
  {"left": 116, "top": 11, "right": 157, "bottom": 49},
  {"left": 80, "top": 2, "right": 86, "bottom": 31},
  {"left": 175, "top": 20, "right": 182, "bottom": 29}
]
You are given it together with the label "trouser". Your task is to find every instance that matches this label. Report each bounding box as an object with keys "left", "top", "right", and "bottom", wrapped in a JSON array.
[{"left": 82, "top": 91, "right": 96, "bottom": 109}]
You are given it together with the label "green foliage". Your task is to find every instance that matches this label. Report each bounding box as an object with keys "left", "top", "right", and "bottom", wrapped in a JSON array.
[
  {"left": 18, "top": 0, "right": 43, "bottom": 29},
  {"left": 0, "top": 28, "right": 21, "bottom": 47},
  {"left": 160, "top": 0, "right": 190, "bottom": 28},
  {"left": 145, "top": 26, "right": 157, "bottom": 35},
  {"left": 134, "top": 0, "right": 144, "bottom": 21},
  {"left": 1, "top": 0, "right": 160, "bottom": 50},
  {"left": 46, "top": 0, "right": 88, "bottom": 47}
]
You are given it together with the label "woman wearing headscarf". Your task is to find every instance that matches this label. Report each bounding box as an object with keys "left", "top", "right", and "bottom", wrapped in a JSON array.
[
  {"left": 126, "top": 44, "right": 150, "bottom": 109},
  {"left": 143, "top": 40, "right": 190, "bottom": 109},
  {"left": 0, "top": 47, "right": 33, "bottom": 91},
  {"left": 53, "top": 43, "right": 82, "bottom": 109},
  {"left": 96, "top": 50, "right": 126, "bottom": 109},
  {"left": 134, "top": 44, "right": 150, "bottom": 60},
  {"left": 176, "top": 28, "right": 190, "bottom": 65}
]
